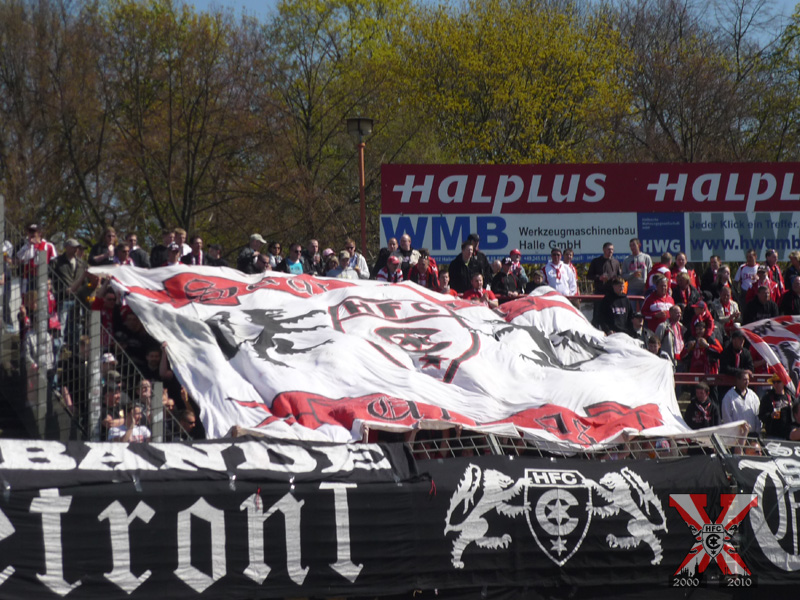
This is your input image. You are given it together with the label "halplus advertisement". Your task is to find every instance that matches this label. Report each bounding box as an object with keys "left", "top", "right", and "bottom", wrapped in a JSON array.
[{"left": 380, "top": 163, "right": 800, "bottom": 263}]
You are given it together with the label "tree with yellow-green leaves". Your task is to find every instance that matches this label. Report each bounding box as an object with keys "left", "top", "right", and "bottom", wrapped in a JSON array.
[{"left": 391, "top": 0, "right": 633, "bottom": 164}]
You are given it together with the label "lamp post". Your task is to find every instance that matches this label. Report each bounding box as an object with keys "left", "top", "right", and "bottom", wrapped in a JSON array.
[{"left": 346, "top": 117, "right": 373, "bottom": 256}]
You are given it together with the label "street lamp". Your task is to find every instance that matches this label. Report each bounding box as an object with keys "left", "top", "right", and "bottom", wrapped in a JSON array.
[{"left": 346, "top": 117, "right": 373, "bottom": 255}]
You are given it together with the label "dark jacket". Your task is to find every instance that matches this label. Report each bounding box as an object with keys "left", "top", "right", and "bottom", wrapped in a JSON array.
[
  {"left": 742, "top": 297, "right": 779, "bottom": 325},
  {"left": 594, "top": 291, "right": 633, "bottom": 334},
  {"left": 719, "top": 342, "right": 754, "bottom": 377},
  {"left": 490, "top": 271, "right": 520, "bottom": 303},
  {"left": 448, "top": 254, "right": 482, "bottom": 294}
]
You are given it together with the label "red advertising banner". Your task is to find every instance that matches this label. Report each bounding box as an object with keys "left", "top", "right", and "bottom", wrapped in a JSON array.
[{"left": 381, "top": 163, "right": 800, "bottom": 215}]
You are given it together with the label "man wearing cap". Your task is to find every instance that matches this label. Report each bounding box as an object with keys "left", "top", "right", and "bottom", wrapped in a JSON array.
[
  {"left": 160, "top": 243, "right": 183, "bottom": 267},
  {"left": 237, "top": 234, "right": 266, "bottom": 274},
  {"left": 743, "top": 285, "right": 780, "bottom": 325},
  {"left": 327, "top": 250, "right": 358, "bottom": 279},
  {"left": 126, "top": 233, "right": 150, "bottom": 268},
  {"left": 491, "top": 257, "right": 522, "bottom": 304},
  {"left": 544, "top": 247, "right": 576, "bottom": 296},
  {"left": 50, "top": 238, "right": 88, "bottom": 348},
  {"left": 586, "top": 242, "right": 622, "bottom": 294},
  {"left": 508, "top": 249, "right": 528, "bottom": 288},
  {"left": 593, "top": 277, "right": 633, "bottom": 335},
  {"left": 721, "top": 372, "right": 761, "bottom": 433},
  {"left": 621, "top": 238, "right": 652, "bottom": 296},
  {"left": 377, "top": 255, "right": 403, "bottom": 283},
  {"left": 149, "top": 229, "right": 175, "bottom": 269},
  {"left": 759, "top": 374, "right": 793, "bottom": 438}
]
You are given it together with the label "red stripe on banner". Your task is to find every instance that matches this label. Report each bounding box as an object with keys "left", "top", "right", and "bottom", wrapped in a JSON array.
[{"left": 498, "top": 292, "right": 583, "bottom": 321}]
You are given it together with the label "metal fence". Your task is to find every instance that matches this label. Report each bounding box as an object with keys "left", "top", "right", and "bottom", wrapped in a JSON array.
[{"left": 1, "top": 212, "right": 192, "bottom": 442}]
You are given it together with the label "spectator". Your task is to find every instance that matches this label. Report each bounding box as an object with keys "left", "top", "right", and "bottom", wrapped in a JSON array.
[
  {"left": 490, "top": 259, "right": 502, "bottom": 277},
  {"left": 765, "top": 248, "right": 786, "bottom": 298},
  {"left": 742, "top": 285, "right": 779, "bottom": 325},
  {"left": 266, "top": 241, "right": 283, "bottom": 269},
  {"left": 562, "top": 247, "right": 577, "bottom": 284},
  {"left": 397, "top": 234, "right": 421, "bottom": 279},
  {"left": 688, "top": 300, "right": 715, "bottom": 340},
  {"left": 181, "top": 235, "right": 207, "bottom": 266},
  {"left": 629, "top": 312, "right": 649, "bottom": 346},
  {"left": 328, "top": 251, "right": 358, "bottom": 279},
  {"left": 409, "top": 254, "right": 440, "bottom": 291},
  {"left": 679, "top": 321, "right": 722, "bottom": 375},
  {"left": 50, "top": 238, "right": 87, "bottom": 347},
  {"left": 377, "top": 255, "right": 403, "bottom": 283},
  {"left": 759, "top": 374, "right": 793, "bottom": 439},
  {"left": 490, "top": 257, "right": 522, "bottom": 304},
  {"left": 301, "top": 239, "right": 319, "bottom": 267},
  {"left": 744, "top": 265, "right": 780, "bottom": 304},
  {"left": 525, "top": 269, "right": 546, "bottom": 294},
  {"left": 237, "top": 233, "right": 266, "bottom": 273},
  {"left": 465, "top": 233, "right": 492, "bottom": 284},
  {"left": 174, "top": 228, "right": 191, "bottom": 256},
  {"left": 509, "top": 249, "right": 529, "bottom": 288},
  {"left": 162, "top": 242, "right": 183, "bottom": 267},
  {"left": 109, "top": 403, "right": 151, "bottom": 443},
  {"left": 783, "top": 251, "right": 800, "bottom": 288},
  {"left": 448, "top": 241, "right": 481, "bottom": 294},
  {"left": 646, "top": 252, "right": 673, "bottom": 290},
  {"left": 179, "top": 409, "right": 200, "bottom": 441},
  {"left": 254, "top": 253, "right": 271, "bottom": 273},
  {"left": 721, "top": 372, "right": 761, "bottom": 433},
  {"left": 17, "top": 223, "right": 57, "bottom": 292},
  {"left": 100, "top": 382, "right": 126, "bottom": 441},
  {"left": 586, "top": 242, "right": 621, "bottom": 294},
  {"left": 700, "top": 255, "right": 721, "bottom": 296},
  {"left": 671, "top": 272, "right": 700, "bottom": 314},
  {"left": 544, "top": 247, "right": 576, "bottom": 296},
  {"left": 114, "top": 242, "right": 134, "bottom": 266},
  {"left": 593, "top": 277, "right": 633, "bottom": 335},
  {"left": 372, "top": 237, "right": 399, "bottom": 278},
  {"left": 621, "top": 238, "right": 652, "bottom": 296},
  {"left": 343, "top": 238, "right": 370, "bottom": 280},
  {"left": 684, "top": 382, "right": 720, "bottom": 430},
  {"left": 88, "top": 226, "right": 118, "bottom": 266},
  {"left": 323, "top": 255, "right": 340, "bottom": 276},
  {"left": 719, "top": 329, "right": 754, "bottom": 378},
  {"left": 670, "top": 252, "right": 698, "bottom": 289},
  {"left": 438, "top": 271, "right": 458, "bottom": 297},
  {"left": 126, "top": 233, "right": 150, "bottom": 268},
  {"left": 149, "top": 229, "right": 175, "bottom": 269},
  {"left": 781, "top": 276, "right": 800, "bottom": 316},
  {"left": 641, "top": 275, "right": 675, "bottom": 332},
  {"left": 711, "top": 285, "right": 741, "bottom": 337},
  {"left": 734, "top": 249, "right": 759, "bottom": 300},
  {"left": 207, "top": 243, "right": 228, "bottom": 267},
  {"left": 706, "top": 265, "right": 733, "bottom": 300},
  {"left": 275, "top": 243, "right": 311, "bottom": 274},
  {"left": 654, "top": 305, "right": 685, "bottom": 367},
  {"left": 18, "top": 290, "right": 55, "bottom": 405},
  {"left": 461, "top": 273, "right": 498, "bottom": 308}
]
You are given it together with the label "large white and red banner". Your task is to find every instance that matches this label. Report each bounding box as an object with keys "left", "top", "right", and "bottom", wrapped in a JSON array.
[
  {"left": 743, "top": 316, "right": 800, "bottom": 393},
  {"left": 104, "top": 267, "right": 689, "bottom": 447},
  {"left": 381, "top": 163, "right": 800, "bottom": 263}
]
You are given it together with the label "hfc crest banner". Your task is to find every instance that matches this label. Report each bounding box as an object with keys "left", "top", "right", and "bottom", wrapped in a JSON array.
[{"left": 102, "top": 266, "right": 687, "bottom": 446}]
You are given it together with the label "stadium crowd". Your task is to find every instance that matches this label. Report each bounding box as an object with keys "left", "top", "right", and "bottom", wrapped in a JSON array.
[{"left": 5, "top": 222, "right": 800, "bottom": 443}]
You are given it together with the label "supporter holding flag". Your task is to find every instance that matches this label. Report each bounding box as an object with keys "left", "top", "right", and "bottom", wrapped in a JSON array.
[
  {"left": 621, "top": 238, "right": 652, "bottom": 296},
  {"left": 508, "top": 249, "right": 529, "bottom": 288},
  {"left": 377, "top": 255, "right": 403, "bottom": 283},
  {"left": 684, "top": 382, "right": 721, "bottom": 429},
  {"left": 641, "top": 275, "right": 675, "bottom": 332},
  {"left": 462, "top": 273, "right": 498, "bottom": 308},
  {"left": 544, "top": 247, "right": 576, "bottom": 296},
  {"left": 593, "top": 277, "right": 633, "bottom": 335}
]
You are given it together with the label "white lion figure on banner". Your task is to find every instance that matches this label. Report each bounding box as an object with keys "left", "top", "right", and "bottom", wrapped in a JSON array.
[
  {"left": 444, "top": 464, "right": 529, "bottom": 568},
  {"left": 587, "top": 467, "right": 668, "bottom": 565}
]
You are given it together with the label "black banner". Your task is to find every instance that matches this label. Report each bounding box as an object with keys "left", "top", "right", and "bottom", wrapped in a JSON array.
[{"left": 0, "top": 439, "right": 754, "bottom": 598}]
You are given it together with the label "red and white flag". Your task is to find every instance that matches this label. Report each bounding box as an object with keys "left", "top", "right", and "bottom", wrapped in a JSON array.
[
  {"left": 742, "top": 316, "right": 800, "bottom": 394},
  {"left": 102, "top": 266, "right": 689, "bottom": 447}
]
